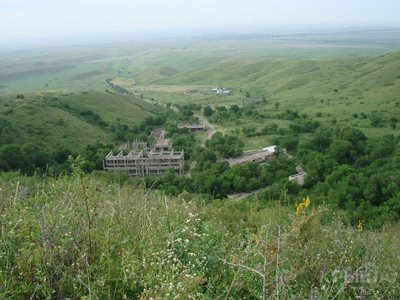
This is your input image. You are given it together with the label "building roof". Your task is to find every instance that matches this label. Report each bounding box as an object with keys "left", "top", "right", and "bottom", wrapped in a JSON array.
[{"left": 177, "top": 123, "right": 205, "bottom": 129}]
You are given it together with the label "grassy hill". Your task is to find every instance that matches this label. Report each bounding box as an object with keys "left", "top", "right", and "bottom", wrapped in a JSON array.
[
  {"left": 0, "top": 91, "right": 165, "bottom": 152},
  {"left": 156, "top": 52, "right": 400, "bottom": 97}
]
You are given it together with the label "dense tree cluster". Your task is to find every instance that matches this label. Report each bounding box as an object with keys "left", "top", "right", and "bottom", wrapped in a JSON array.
[
  {"left": 141, "top": 155, "right": 297, "bottom": 200},
  {"left": 205, "top": 132, "right": 244, "bottom": 158},
  {"left": 0, "top": 142, "right": 114, "bottom": 176},
  {"left": 298, "top": 127, "right": 400, "bottom": 227}
]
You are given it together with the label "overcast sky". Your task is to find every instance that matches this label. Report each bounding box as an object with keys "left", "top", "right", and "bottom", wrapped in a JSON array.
[{"left": 1, "top": 0, "right": 399, "bottom": 41}]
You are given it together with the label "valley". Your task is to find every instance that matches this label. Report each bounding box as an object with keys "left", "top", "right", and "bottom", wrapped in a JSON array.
[{"left": 1, "top": 28, "right": 400, "bottom": 299}]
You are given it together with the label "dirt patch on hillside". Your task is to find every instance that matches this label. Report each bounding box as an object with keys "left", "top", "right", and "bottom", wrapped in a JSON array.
[{"left": 111, "top": 78, "right": 136, "bottom": 87}]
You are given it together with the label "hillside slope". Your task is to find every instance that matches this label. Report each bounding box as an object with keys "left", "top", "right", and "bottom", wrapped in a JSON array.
[
  {"left": 0, "top": 91, "right": 165, "bottom": 151},
  {"left": 156, "top": 52, "right": 400, "bottom": 99}
]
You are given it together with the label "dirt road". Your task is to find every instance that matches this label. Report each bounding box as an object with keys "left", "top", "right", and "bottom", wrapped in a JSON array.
[{"left": 195, "top": 114, "right": 216, "bottom": 148}]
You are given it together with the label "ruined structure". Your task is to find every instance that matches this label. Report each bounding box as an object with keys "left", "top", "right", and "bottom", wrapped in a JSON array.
[
  {"left": 288, "top": 166, "right": 307, "bottom": 186},
  {"left": 288, "top": 172, "right": 306, "bottom": 186},
  {"left": 150, "top": 130, "right": 172, "bottom": 150},
  {"left": 106, "top": 129, "right": 182, "bottom": 176},
  {"left": 178, "top": 123, "right": 205, "bottom": 132},
  {"left": 154, "top": 139, "right": 172, "bottom": 151},
  {"left": 132, "top": 139, "right": 148, "bottom": 149},
  {"left": 217, "top": 145, "right": 282, "bottom": 167},
  {"left": 103, "top": 149, "right": 184, "bottom": 176},
  {"left": 150, "top": 130, "right": 166, "bottom": 141}
]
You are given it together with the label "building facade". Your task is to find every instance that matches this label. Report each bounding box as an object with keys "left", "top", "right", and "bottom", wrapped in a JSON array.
[{"left": 103, "top": 149, "right": 184, "bottom": 176}]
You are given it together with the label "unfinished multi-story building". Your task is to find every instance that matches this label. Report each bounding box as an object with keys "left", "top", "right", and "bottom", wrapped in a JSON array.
[{"left": 103, "top": 149, "right": 184, "bottom": 176}]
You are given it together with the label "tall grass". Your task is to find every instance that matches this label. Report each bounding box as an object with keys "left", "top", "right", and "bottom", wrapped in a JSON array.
[{"left": 1, "top": 165, "right": 399, "bottom": 299}]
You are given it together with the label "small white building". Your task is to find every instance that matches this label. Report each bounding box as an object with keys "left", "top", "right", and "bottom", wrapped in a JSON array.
[
  {"left": 217, "top": 88, "right": 230, "bottom": 94},
  {"left": 213, "top": 87, "right": 230, "bottom": 94}
]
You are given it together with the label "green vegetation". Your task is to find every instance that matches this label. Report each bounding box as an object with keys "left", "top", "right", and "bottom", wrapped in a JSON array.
[
  {"left": 0, "top": 91, "right": 165, "bottom": 151},
  {"left": 1, "top": 31, "right": 400, "bottom": 298},
  {"left": 1, "top": 165, "right": 400, "bottom": 299}
]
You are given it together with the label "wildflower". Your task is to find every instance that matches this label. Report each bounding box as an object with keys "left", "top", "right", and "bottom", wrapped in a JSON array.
[
  {"left": 295, "top": 196, "right": 311, "bottom": 215},
  {"left": 358, "top": 220, "right": 363, "bottom": 232}
]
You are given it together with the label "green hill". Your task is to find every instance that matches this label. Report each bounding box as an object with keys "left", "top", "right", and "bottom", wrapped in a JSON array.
[
  {"left": 157, "top": 52, "right": 400, "bottom": 99},
  {"left": 0, "top": 91, "right": 165, "bottom": 152}
]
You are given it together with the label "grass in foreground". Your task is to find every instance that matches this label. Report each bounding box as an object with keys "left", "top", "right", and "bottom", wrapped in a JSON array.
[{"left": 0, "top": 161, "right": 399, "bottom": 299}]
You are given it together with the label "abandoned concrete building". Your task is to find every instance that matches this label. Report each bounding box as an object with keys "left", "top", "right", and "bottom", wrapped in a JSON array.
[
  {"left": 178, "top": 123, "right": 205, "bottom": 132},
  {"left": 132, "top": 139, "right": 148, "bottom": 149},
  {"left": 150, "top": 130, "right": 172, "bottom": 150},
  {"left": 150, "top": 130, "right": 165, "bottom": 141},
  {"left": 106, "top": 129, "right": 182, "bottom": 176},
  {"left": 217, "top": 145, "right": 282, "bottom": 167},
  {"left": 103, "top": 149, "right": 184, "bottom": 176},
  {"left": 154, "top": 139, "right": 172, "bottom": 151},
  {"left": 289, "top": 172, "right": 306, "bottom": 186}
]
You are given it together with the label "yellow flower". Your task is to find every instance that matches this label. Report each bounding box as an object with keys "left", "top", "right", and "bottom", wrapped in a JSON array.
[
  {"left": 358, "top": 220, "right": 363, "bottom": 232},
  {"left": 305, "top": 196, "right": 310, "bottom": 207},
  {"left": 296, "top": 196, "right": 311, "bottom": 215}
]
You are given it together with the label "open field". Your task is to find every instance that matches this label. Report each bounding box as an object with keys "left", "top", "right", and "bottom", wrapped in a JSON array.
[{"left": 1, "top": 29, "right": 400, "bottom": 94}]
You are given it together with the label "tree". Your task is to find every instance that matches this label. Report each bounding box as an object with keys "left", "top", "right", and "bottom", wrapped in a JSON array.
[
  {"left": 203, "top": 106, "right": 214, "bottom": 117},
  {"left": 328, "top": 139, "right": 356, "bottom": 165},
  {"left": 0, "top": 144, "right": 22, "bottom": 171},
  {"left": 304, "top": 152, "right": 339, "bottom": 184},
  {"left": 229, "top": 104, "right": 240, "bottom": 114},
  {"left": 278, "top": 136, "right": 299, "bottom": 152},
  {"left": 274, "top": 102, "right": 280, "bottom": 110}
]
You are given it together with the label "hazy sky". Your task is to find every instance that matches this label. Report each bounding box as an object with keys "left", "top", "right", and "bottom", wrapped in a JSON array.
[{"left": 1, "top": 0, "right": 399, "bottom": 40}]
